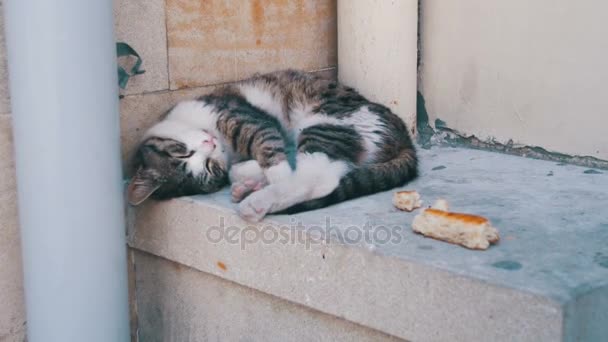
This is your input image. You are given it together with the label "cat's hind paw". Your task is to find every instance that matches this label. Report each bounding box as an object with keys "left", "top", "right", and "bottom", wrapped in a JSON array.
[
  {"left": 237, "top": 191, "right": 273, "bottom": 222},
  {"left": 231, "top": 179, "right": 266, "bottom": 203}
]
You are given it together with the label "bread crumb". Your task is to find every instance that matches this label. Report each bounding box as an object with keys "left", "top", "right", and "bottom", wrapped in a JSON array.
[
  {"left": 431, "top": 198, "right": 449, "bottom": 211},
  {"left": 393, "top": 191, "right": 422, "bottom": 212}
]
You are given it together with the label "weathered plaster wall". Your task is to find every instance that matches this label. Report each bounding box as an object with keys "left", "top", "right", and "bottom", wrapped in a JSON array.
[{"left": 420, "top": 0, "right": 608, "bottom": 160}]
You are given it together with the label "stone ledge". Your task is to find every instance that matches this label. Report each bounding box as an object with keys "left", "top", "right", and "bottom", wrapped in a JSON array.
[
  {"left": 128, "top": 146, "right": 608, "bottom": 341},
  {"left": 132, "top": 250, "right": 403, "bottom": 342}
]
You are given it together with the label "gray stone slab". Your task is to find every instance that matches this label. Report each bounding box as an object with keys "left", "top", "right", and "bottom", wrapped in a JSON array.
[
  {"left": 271, "top": 147, "right": 608, "bottom": 304},
  {"left": 129, "top": 146, "right": 608, "bottom": 341}
]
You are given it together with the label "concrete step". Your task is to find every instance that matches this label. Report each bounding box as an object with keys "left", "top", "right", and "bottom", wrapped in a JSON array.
[{"left": 128, "top": 146, "right": 608, "bottom": 342}]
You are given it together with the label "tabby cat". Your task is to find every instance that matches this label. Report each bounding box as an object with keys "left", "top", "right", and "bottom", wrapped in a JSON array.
[{"left": 127, "top": 70, "right": 417, "bottom": 222}]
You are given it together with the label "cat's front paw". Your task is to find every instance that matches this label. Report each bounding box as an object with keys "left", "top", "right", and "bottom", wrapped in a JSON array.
[
  {"left": 231, "top": 179, "right": 266, "bottom": 203},
  {"left": 237, "top": 190, "right": 273, "bottom": 222},
  {"left": 229, "top": 160, "right": 265, "bottom": 184}
]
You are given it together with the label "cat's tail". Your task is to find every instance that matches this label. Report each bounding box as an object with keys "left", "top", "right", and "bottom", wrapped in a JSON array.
[{"left": 280, "top": 147, "right": 418, "bottom": 214}]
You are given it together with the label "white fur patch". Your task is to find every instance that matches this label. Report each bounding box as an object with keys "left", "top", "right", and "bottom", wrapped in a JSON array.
[
  {"left": 144, "top": 100, "right": 220, "bottom": 142},
  {"left": 238, "top": 84, "right": 283, "bottom": 119},
  {"left": 186, "top": 152, "right": 206, "bottom": 174},
  {"left": 343, "top": 107, "right": 383, "bottom": 162},
  {"left": 264, "top": 160, "right": 293, "bottom": 184},
  {"left": 293, "top": 115, "right": 340, "bottom": 133},
  {"left": 145, "top": 121, "right": 206, "bottom": 150},
  {"left": 288, "top": 102, "right": 318, "bottom": 129},
  {"left": 292, "top": 152, "right": 349, "bottom": 198},
  {"left": 290, "top": 106, "right": 384, "bottom": 163},
  {"left": 166, "top": 101, "right": 220, "bottom": 133},
  {"left": 238, "top": 152, "right": 350, "bottom": 220},
  {"left": 229, "top": 160, "right": 265, "bottom": 184}
]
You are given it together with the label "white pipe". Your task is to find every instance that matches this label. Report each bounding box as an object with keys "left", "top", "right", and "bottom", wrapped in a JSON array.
[{"left": 3, "top": 1, "right": 129, "bottom": 341}]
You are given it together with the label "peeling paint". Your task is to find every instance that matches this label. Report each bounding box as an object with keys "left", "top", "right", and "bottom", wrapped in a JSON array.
[
  {"left": 432, "top": 128, "right": 608, "bottom": 170},
  {"left": 416, "top": 91, "right": 608, "bottom": 170}
]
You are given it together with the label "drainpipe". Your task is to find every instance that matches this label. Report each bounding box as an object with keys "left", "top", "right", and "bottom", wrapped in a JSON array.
[{"left": 3, "top": 1, "right": 129, "bottom": 341}]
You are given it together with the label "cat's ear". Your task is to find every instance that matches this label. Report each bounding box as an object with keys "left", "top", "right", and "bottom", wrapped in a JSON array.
[{"left": 127, "top": 168, "right": 162, "bottom": 206}]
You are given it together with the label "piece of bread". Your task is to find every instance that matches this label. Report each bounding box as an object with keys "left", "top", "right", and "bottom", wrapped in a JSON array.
[
  {"left": 412, "top": 208, "right": 500, "bottom": 250},
  {"left": 431, "top": 198, "right": 449, "bottom": 211},
  {"left": 393, "top": 191, "right": 422, "bottom": 212}
]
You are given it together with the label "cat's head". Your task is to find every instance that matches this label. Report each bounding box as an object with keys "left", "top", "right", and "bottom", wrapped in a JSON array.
[{"left": 127, "top": 101, "right": 230, "bottom": 205}]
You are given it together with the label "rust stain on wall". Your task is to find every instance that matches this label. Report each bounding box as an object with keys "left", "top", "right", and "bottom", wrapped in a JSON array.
[
  {"left": 170, "top": 260, "right": 185, "bottom": 272},
  {"left": 172, "top": 0, "right": 202, "bottom": 13},
  {"left": 173, "top": 80, "right": 191, "bottom": 90},
  {"left": 166, "top": 0, "right": 338, "bottom": 89},
  {"left": 251, "top": 0, "right": 265, "bottom": 38},
  {"left": 217, "top": 261, "right": 227, "bottom": 271}
]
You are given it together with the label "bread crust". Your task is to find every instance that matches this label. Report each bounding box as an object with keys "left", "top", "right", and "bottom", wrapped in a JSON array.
[{"left": 424, "top": 209, "right": 490, "bottom": 225}]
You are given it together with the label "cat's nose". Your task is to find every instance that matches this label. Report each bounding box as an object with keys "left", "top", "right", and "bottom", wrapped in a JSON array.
[{"left": 202, "top": 137, "right": 216, "bottom": 149}]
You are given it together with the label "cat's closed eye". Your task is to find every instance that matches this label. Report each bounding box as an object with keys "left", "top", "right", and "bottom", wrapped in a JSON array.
[
  {"left": 172, "top": 150, "right": 194, "bottom": 159},
  {"left": 165, "top": 143, "right": 192, "bottom": 158}
]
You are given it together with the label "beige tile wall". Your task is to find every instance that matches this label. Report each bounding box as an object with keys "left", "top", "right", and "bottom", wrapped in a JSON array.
[
  {"left": 114, "top": 0, "right": 169, "bottom": 95},
  {"left": 115, "top": 0, "right": 337, "bottom": 95},
  {"left": 166, "top": 0, "right": 337, "bottom": 89}
]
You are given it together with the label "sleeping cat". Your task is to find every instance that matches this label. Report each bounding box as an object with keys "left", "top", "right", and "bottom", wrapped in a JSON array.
[{"left": 127, "top": 69, "right": 417, "bottom": 222}]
